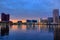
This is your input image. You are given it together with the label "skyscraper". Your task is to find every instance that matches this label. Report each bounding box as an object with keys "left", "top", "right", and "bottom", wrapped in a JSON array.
[
  {"left": 53, "top": 9, "right": 59, "bottom": 24},
  {"left": 1, "top": 13, "right": 10, "bottom": 22}
]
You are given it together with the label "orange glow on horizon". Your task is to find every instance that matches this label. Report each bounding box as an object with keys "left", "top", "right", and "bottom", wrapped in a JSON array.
[
  {"left": 21, "top": 19, "right": 26, "bottom": 23},
  {"left": 10, "top": 19, "right": 18, "bottom": 23},
  {"left": 10, "top": 19, "right": 26, "bottom": 23}
]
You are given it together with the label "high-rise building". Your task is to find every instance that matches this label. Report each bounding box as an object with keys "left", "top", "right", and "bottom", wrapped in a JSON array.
[
  {"left": 53, "top": 9, "right": 59, "bottom": 24},
  {"left": 1, "top": 13, "right": 10, "bottom": 22}
]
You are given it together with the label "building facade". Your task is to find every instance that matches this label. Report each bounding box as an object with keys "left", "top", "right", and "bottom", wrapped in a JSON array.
[
  {"left": 53, "top": 9, "right": 59, "bottom": 24},
  {"left": 1, "top": 13, "right": 10, "bottom": 22}
]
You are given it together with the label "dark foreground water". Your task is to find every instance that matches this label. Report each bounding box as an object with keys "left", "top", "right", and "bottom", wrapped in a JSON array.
[{"left": 0, "top": 24, "right": 59, "bottom": 40}]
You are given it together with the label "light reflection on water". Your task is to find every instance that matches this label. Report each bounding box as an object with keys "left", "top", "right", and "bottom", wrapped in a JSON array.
[{"left": 0, "top": 24, "right": 60, "bottom": 40}]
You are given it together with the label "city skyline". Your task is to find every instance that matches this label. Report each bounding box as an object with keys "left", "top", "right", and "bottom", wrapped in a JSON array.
[
  {"left": 0, "top": 9, "right": 60, "bottom": 24},
  {"left": 0, "top": 9, "right": 60, "bottom": 23}
]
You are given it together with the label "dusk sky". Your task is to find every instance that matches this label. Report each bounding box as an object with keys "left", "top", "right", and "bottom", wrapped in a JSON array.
[{"left": 0, "top": 0, "right": 60, "bottom": 20}]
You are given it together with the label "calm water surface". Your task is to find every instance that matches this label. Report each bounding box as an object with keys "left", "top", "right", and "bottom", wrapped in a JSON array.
[{"left": 0, "top": 25, "right": 58, "bottom": 40}]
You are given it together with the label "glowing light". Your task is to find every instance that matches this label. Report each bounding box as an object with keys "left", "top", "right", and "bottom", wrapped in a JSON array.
[
  {"left": 10, "top": 19, "right": 18, "bottom": 23},
  {"left": 10, "top": 19, "right": 26, "bottom": 23},
  {"left": 21, "top": 19, "right": 26, "bottom": 23}
]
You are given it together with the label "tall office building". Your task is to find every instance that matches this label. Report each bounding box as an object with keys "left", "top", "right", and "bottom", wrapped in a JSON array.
[
  {"left": 53, "top": 9, "right": 59, "bottom": 24},
  {"left": 1, "top": 13, "right": 10, "bottom": 22}
]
